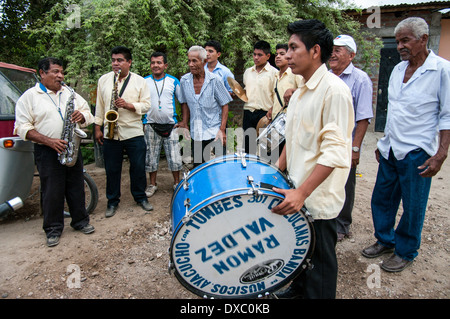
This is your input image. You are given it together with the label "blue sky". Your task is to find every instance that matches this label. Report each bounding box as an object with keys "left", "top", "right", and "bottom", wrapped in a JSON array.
[{"left": 350, "top": 0, "right": 439, "bottom": 8}]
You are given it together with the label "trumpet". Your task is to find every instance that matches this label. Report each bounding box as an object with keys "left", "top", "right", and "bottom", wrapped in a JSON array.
[{"left": 105, "top": 69, "right": 121, "bottom": 139}]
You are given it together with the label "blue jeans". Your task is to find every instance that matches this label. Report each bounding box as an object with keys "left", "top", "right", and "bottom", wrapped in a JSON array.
[
  {"left": 103, "top": 136, "right": 147, "bottom": 207},
  {"left": 371, "top": 148, "right": 432, "bottom": 261}
]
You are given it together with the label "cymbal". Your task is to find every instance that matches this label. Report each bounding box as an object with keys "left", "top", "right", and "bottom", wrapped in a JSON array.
[
  {"left": 256, "top": 116, "right": 270, "bottom": 136},
  {"left": 227, "top": 77, "right": 248, "bottom": 102}
]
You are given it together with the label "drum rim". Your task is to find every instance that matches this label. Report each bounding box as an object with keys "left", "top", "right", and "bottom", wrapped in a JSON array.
[
  {"left": 172, "top": 154, "right": 294, "bottom": 201},
  {"left": 169, "top": 193, "right": 316, "bottom": 299}
]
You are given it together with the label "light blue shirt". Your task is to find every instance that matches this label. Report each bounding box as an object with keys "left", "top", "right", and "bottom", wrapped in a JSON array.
[
  {"left": 205, "top": 61, "right": 235, "bottom": 93},
  {"left": 179, "top": 71, "right": 232, "bottom": 141},
  {"left": 334, "top": 63, "right": 373, "bottom": 139},
  {"left": 143, "top": 74, "right": 180, "bottom": 125},
  {"left": 378, "top": 51, "right": 450, "bottom": 160}
]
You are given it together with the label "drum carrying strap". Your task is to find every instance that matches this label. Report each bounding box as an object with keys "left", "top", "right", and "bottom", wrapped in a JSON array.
[
  {"left": 274, "top": 79, "right": 285, "bottom": 109},
  {"left": 274, "top": 79, "right": 289, "bottom": 115}
]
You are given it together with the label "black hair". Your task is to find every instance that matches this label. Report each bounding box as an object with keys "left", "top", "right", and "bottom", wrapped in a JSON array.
[
  {"left": 111, "top": 46, "right": 132, "bottom": 61},
  {"left": 151, "top": 51, "right": 168, "bottom": 64},
  {"left": 275, "top": 43, "right": 288, "bottom": 51},
  {"left": 254, "top": 40, "right": 271, "bottom": 55},
  {"left": 204, "top": 40, "right": 222, "bottom": 53},
  {"left": 287, "top": 19, "right": 333, "bottom": 63},
  {"left": 38, "top": 57, "right": 63, "bottom": 72}
]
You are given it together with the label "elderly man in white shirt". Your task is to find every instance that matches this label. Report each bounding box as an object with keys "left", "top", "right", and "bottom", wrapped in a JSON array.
[
  {"left": 362, "top": 17, "right": 450, "bottom": 273},
  {"left": 177, "top": 46, "right": 232, "bottom": 167},
  {"left": 14, "top": 57, "right": 95, "bottom": 247}
]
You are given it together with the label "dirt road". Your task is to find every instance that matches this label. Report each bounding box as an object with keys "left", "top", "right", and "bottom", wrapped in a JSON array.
[{"left": 0, "top": 131, "right": 448, "bottom": 299}]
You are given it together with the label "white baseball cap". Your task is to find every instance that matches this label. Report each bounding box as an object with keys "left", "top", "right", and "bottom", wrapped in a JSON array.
[{"left": 334, "top": 35, "right": 357, "bottom": 54}]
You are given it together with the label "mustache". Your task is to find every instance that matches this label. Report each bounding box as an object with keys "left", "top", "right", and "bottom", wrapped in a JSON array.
[{"left": 399, "top": 48, "right": 410, "bottom": 54}]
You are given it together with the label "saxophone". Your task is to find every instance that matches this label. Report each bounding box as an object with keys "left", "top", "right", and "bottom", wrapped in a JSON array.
[
  {"left": 105, "top": 69, "right": 121, "bottom": 139},
  {"left": 58, "top": 82, "right": 88, "bottom": 167}
]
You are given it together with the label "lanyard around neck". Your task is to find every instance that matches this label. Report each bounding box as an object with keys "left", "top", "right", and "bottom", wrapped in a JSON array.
[
  {"left": 153, "top": 75, "right": 166, "bottom": 109},
  {"left": 40, "top": 83, "right": 64, "bottom": 121}
]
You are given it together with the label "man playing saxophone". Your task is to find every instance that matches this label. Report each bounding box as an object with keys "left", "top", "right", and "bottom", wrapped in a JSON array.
[
  {"left": 94, "top": 46, "right": 153, "bottom": 217},
  {"left": 14, "top": 57, "right": 95, "bottom": 247}
]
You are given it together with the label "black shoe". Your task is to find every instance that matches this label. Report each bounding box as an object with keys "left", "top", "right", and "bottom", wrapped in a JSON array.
[
  {"left": 361, "top": 242, "right": 394, "bottom": 258},
  {"left": 137, "top": 200, "right": 153, "bottom": 211},
  {"left": 273, "top": 285, "right": 303, "bottom": 299},
  {"left": 105, "top": 205, "right": 118, "bottom": 218},
  {"left": 78, "top": 224, "right": 95, "bottom": 234},
  {"left": 47, "top": 236, "right": 60, "bottom": 247},
  {"left": 381, "top": 254, "right": 413, "bottom": 272}
]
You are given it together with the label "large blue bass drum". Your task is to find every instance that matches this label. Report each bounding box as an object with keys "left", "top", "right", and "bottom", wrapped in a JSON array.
[{"left": 169, "top": 154, "right": 315, "bottom": 299}]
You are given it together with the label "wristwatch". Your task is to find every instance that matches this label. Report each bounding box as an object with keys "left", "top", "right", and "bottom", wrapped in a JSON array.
[{"left": 352, "top": 146, "right": 360, "bottom": 153}]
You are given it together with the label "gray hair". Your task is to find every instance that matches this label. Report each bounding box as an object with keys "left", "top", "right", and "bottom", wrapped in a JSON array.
[
  {"left": 188, "top": 45, "right": 207, "bottom": 62},
  {"left": 343, "top": 45, "right": 355, "bottom": 54},
  {"left": 394, "top": 17, "right": 429, "bottom": 39}
]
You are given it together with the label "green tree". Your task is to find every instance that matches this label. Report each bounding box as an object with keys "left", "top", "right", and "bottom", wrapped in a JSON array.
[{"left": 9, "top": 0, "right": 380, "bottom": 89}]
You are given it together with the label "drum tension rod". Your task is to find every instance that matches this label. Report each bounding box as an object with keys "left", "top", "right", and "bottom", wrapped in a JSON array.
[
  {"left": 182, "top": 170, "right": 190, "bottom": 190},
  {"left": 182, "top": 198, "right": 192, "bottom": 222},
  {"left": 247, "top": 175, "right": 261, "bottom": 197},
  {"left": 235, "top": 151, "right": 247, "bottom": 168}
]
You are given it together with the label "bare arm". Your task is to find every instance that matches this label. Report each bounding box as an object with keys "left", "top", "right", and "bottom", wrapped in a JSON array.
[
  {"left": 352, "top": 119, "right": 369, "bottom": 167},
  {"left": 26, "top": 130, "right": 67, "bottom": 154},
  {"left": 418, "top": 129, "right": 450, "bottom": 177},
  {"left": 271, "top": 164, "right": 334, "bottom": 215}
]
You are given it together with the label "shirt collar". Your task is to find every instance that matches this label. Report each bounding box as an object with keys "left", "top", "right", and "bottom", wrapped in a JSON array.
[
  {"left": 277, "top": 67, "right": 292, "bottom": 79},
  {"left": 36, "top": 82, "right": 64, "bottom": 95},
  {"left": 205, "top": 61, "right": 224, "bottom": 72},
  {"left": 304, "top": 63, "right": 328, "bottom": 90},
  {"left": 341, "top": 62, "right": 355, "bottom": 75},
  {"left": 397, "top": 50, "right": 437, "bottom": 73},
  {"left": 251, "top": 62, "right": 271, "bottom": 73}
]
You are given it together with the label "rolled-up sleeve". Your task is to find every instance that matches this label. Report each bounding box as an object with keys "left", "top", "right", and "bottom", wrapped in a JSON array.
[
  {"left": 131, "top": 80, "right": 151, "bottom": 115},
  {"left": 317, "top": 88, "right": 354, "bottom": 169},
  {"left": 14, "top": 94, "right": 35, "bottom": 140},
  {"left": 439, "top": 65, "right": 450, "bottom": 130}
]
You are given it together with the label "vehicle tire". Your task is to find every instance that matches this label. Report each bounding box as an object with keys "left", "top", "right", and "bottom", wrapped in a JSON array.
[
  {"left": 83, "top": 171, "right": 98, "bottom": 215},
  {"left": 63, "top": 171, "right": 98, "bottom": 216}
]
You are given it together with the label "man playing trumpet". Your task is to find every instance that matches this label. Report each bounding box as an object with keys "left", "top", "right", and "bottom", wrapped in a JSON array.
[{"left": 94, "top": 46, "right": 152, "bottom": 217}]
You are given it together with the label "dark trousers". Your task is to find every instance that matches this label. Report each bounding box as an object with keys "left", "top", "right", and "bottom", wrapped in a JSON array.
[
  {"left": 336, "top": 166, "right": 356, "bottom": 234},
  {"left": 291, "top": 219, "right": 338, "bottom": 299},
  {"left": 191, "top": 138, "right": 226, "bottom": 168},
  {"left": 371, "top": 148, "right": 431, "bottom": 260},
  {"left": 243, "top": 109, "right": 267, "bottom": 154},
  {"left": 103, "top": 136, "right": 147, "bottom": 207},
  {"left": 34, "top": 144, "right": 89, "bottom": 238}
]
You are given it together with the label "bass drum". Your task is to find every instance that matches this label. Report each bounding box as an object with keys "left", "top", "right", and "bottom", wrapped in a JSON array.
[{"left": 170, "top": 154, "right": 315, "bottom": 299}]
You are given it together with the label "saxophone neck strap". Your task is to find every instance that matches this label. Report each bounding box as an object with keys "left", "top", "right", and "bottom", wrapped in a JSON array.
[{"left": 114, "top": 73, "right": 132, "bottom": 98}]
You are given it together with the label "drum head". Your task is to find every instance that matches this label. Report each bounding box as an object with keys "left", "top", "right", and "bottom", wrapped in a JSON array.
[{"left": 170, "top": 192, "right": 314, "bottom": 299}]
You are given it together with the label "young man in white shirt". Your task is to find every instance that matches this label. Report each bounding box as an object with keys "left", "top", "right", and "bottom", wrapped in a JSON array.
[
  {"left": 242, "top": 40, "right": 278, "bottom": 154},
  {"left": 272, "top": 19, "right": 354, "bottom": 299}
]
